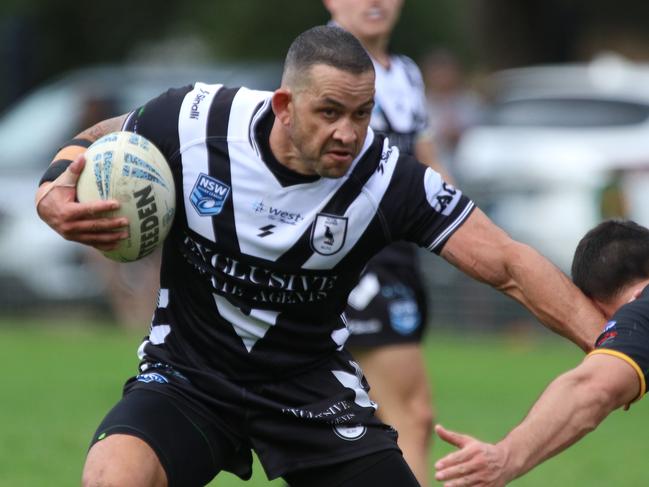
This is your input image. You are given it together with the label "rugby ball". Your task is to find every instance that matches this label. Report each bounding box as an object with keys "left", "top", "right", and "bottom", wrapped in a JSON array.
[{"left": 76, "top": 131, "right": 175, "bottom": 262}]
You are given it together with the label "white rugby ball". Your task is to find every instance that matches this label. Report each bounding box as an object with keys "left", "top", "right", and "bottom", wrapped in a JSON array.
[{"left": 77, "top": 131, "right": 176, "bottom": 262}]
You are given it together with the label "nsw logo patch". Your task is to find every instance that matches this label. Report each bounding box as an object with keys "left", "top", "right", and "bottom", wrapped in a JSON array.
[
  {"left": 311, "top": 213, "right": 348, "bottom": 255},
  {"left": 190, "top": 173, "right": 231, "bottom": 216},
  {"left": 389, "top": 299, "right": 420, "bottom": 335}
]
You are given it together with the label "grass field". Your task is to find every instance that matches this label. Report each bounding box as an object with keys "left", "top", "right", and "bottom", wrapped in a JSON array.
[{"left": 0, "top": 318, "right": 646, "bottom": 486}]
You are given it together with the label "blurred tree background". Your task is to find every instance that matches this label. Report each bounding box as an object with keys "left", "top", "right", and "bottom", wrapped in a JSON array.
[{"left": 3, "top": 0, "right": 649, "bottom": 111}]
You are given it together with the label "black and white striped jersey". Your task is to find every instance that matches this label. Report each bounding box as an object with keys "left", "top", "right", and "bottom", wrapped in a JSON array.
[
  {"left": 370, "top": 54, "right": 430, "bottom": 156},
  {"left": 122, "top": 82, "right": 474, "bottom": 380}
]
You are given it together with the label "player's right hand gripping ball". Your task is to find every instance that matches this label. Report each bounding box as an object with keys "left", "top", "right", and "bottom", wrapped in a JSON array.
[{"left": 76, "top": 131, "right": 176, "bottom": 262}]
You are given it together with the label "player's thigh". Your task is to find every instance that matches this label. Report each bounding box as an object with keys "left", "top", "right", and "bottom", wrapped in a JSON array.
[
  {"left": 284, "top": 449, "right": 419, "bottom": 487},
  {"left": 352, "top": 343, "right": 432, "bottom": 416},
  {"left": 85, "top": 388, "right": 238, "bottom": 487},
  {"left": 83, "top": 434, "right": 166, "bottom": 487}
]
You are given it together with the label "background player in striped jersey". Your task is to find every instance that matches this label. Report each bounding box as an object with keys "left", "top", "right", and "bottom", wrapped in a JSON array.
[
  {"left": 434, "top": 220, "right": 649, "bottom": 487},
  {"left": 323, "top": 1, "right": 453, "bottom": 483},
  {"left": 37, "top": 26, "right": 604, "bottom": 487}
]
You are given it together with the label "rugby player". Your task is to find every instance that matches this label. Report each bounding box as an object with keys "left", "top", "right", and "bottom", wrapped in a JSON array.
[
  {"left": 37, "top": 26, "right": 603, "bottom": 487},
  {"left": 434, "top": 220, "right": 649, "bottom": 487}
]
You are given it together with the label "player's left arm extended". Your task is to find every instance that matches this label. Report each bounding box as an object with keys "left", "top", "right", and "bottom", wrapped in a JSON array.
[
  {"left": 440, "top": 208, "right": 604, "bottom": 352},
  {"left": 434, "top": 353, "right": 640, "bottom": 487}
]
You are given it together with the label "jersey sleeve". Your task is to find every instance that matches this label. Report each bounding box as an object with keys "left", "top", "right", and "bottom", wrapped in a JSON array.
[
  {"left": 122, "top": 85, "right": 193, "bottom": 166},
  {"left": 387, "top": 154, "right": 475, "bottom": 253},
  {"left": 588, "top": 300, "right": 649, "bottom": 403}
]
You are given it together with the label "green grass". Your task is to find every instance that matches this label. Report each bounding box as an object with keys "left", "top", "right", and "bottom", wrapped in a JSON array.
[{"left": 0, "top": 319, "right": 646, "bottom": 486}]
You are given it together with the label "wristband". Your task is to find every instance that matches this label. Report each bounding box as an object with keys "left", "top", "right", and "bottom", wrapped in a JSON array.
[
  {"left": 39, "top": 159, "right": 73, "bottom": 186},
  {"left": 52, "top": 138, "right": 92, "bottom": 161},
  {"left": 56, "top": 138, "right": 92, "bottom": 152},
  {"left": 39, "top": 138, "right": 93, "bottom": 186}
]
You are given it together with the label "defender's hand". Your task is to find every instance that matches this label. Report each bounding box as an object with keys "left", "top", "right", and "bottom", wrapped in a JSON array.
[
  {"left": 434, "top": 424, "right": 512, "bottom": 487},
  {"left": 35, "top": 154, "right": 129, "bottom": 251}
]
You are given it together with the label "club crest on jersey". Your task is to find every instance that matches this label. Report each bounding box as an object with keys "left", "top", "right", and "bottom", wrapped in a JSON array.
[
  {"left": 311, "top": 213, "right": 348, "bottom": 255},
  {"left": 190, "top": 173, "right": 231, "bottom": 216},
  {"left": 333, "top": 423, "right": 367, "bottom": 441}
]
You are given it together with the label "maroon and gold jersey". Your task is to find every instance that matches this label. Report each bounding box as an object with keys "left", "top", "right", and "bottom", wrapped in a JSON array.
[{"left": 588, "top": 285, "right": 649, "bottom": 401}]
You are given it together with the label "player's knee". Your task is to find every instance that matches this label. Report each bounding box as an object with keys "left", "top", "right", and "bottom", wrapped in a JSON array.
[
  {"left": 82, "top": 465, "right": 119, "bottom": 487},
  {"left": 82, "top": 461, "right": 140, "bottom": 487},
  {"left": 409, "top": 395, "right": 435, "bottom": 441},
  {"left": 82, "top": 466, "right": 164, "bottom": 487},
  {"left": 417, "top": 403, "right": 435, "bottom": 437},
  {"left": 82, "top": 435, "right": 166, "bottom": 487}
]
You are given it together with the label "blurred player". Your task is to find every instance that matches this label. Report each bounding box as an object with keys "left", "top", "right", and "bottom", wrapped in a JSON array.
[
  {"left": 323, "top": 1, "right": 452, "bottom": 483},
  {"left": 421, "top": 48, "right": 483, "bottom": 173},
  {"left": 435, "top": 220, "right": 649, "bottom": 487},
  {"left": 37, "top": 25, "right": 603, "bottom": 487}
]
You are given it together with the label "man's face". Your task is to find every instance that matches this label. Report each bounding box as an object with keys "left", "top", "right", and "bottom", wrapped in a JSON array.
[
  {"left": 287, "top": 64, "right": 375, "bottom": 178},
  {"left": 324, "top": 0, "right": 404, "bottom": 41}
]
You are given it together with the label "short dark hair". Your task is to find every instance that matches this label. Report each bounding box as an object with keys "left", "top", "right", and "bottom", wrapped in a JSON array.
[
  {"left": 282, "top": 25, "right": 374, "bottom": 87},
  {"left": 572, "top": 220, "right": 649, "bottom": 301}
]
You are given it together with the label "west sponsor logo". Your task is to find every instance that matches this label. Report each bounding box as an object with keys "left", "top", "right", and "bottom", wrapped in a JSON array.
[
  {"left": 252, "top": 201, "right": 304, "bottom": 225},
  {"left": 190, "top": 173, "right": 231, "bottom": 216}
]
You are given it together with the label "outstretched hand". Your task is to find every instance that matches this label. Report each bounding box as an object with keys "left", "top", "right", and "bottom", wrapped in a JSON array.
[
  {"left": 35, "top": 154, "right": 129, "bottom": 251},
  {"left": 434, "top": 424, "right": 512, "bottom": 487}
]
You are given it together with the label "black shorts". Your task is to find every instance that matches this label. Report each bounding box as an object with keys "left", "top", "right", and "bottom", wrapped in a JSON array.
[
  {"left": 345, "top": 256, "right": 428, "bottom": 348},
  {"left": 90, "top": 351, "right": 400, "bottom": 486}
]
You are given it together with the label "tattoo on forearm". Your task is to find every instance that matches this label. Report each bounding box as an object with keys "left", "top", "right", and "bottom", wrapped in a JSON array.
[
  {"left": 79, "top": 120, "right": 110, "bottom": 142},
  {"left": 76, "top": 115, "right": 125, "bottom": 142}
]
